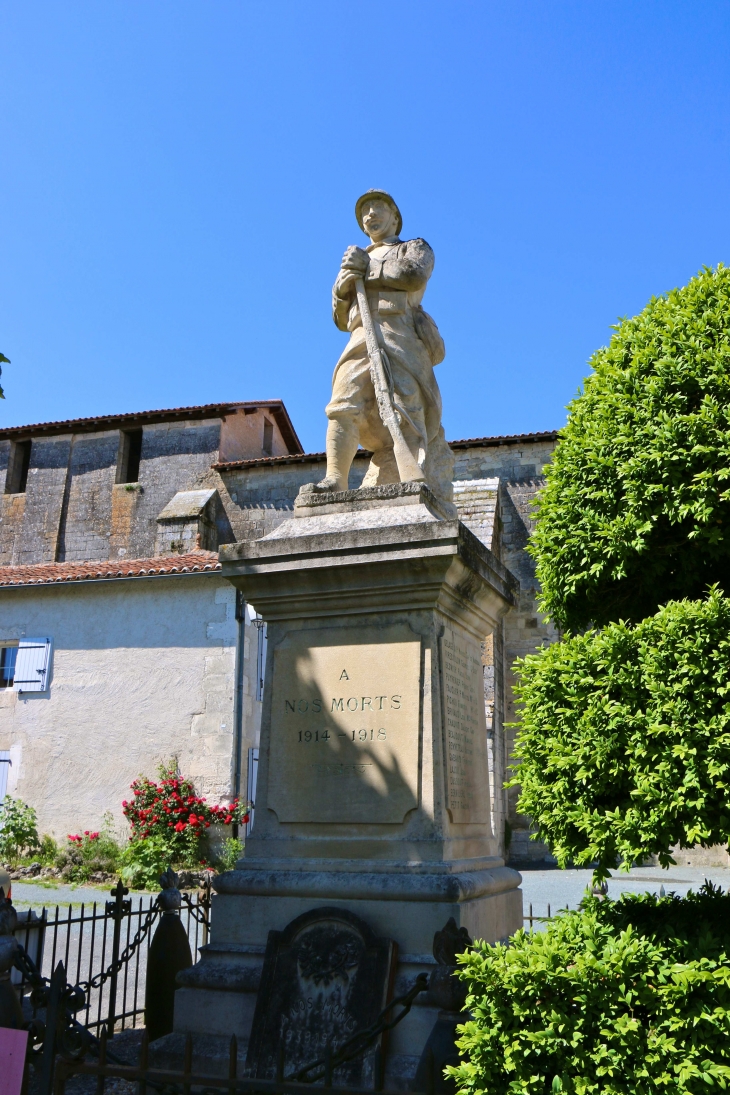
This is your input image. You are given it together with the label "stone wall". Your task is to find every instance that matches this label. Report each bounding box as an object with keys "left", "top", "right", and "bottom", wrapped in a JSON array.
[
  {"left": 0, "top": 437, "right": 72, "bottom": 565},
  {"left": 0, "top": 406, "right": 295, "bottom": 567},
  {"left": 0, "top": 573, "right": 261, "bottom": 838},
  {"left": 452, "top": 439, "right": 560, "bottom": 863},
  {"left": 214, "top": 454, "right": 368, "bottom": 542},
  {"left": 0, "top": 423, "right": 223, "bottom": 566}
]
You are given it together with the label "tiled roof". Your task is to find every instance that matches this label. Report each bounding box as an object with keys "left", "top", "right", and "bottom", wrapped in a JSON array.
[
  {"left": 213, "top": 450, "right": 327, "bottom": 470},
  {"left": 0, "top": 551, "right": 221, "bottom": 589},
  {"left": 0, "top": 400, "right": 304, "bottom": 454},
  {"left": 213, "top": 431, "right": 560, "bottom": 470},
  {"left": 448, "top": 430, "right": 560, "bottom": 448}
]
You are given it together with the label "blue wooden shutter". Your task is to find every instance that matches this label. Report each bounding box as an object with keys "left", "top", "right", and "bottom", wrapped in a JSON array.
[
  {"left": 13, "top": 638, "right": 51, "bottom": 692},
  {"left": 0, "top": 751, "right": 10, "bottom": 803}
]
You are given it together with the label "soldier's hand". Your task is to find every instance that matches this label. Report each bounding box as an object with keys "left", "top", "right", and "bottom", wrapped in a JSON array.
[{"left": 341, "top": 246, "right": 369, "bottom": 274}]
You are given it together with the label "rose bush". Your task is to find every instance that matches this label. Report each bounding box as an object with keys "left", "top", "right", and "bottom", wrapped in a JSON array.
[
  {"left": 58, "top": 819, "right": 122, "bottom": 882},
  {"left": 120, "top": 761, "right": 249, "bottom": 887}
]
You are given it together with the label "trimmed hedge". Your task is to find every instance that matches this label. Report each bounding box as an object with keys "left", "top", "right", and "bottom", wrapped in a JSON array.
[
  {"left": 530, "top": 265, "right": 730, "bottom": 631},
  {"left": 450, "top": 887, "right": 730, "bottom": 1095},
  {"left": 510, "top": 590, "right": 730, "bottom": 876}
]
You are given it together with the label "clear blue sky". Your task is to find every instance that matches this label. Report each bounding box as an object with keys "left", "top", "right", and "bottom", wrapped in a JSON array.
[{"left": 2, "top": 2, "right": 729, "bottom": 453}]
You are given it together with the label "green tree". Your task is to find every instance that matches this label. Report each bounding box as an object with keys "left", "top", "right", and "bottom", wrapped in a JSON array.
[
  {"left": 531, "top": 265, "right": 730, "bottom": 632},
  {"left": 510, "top": 590, "right": 730, "bottom": 878},
  {"left": 0, "top": 352, "right": 8, "bottom": 399},
  {"left": 455, "top": 267, "right": 730, "bottom": 1095}
]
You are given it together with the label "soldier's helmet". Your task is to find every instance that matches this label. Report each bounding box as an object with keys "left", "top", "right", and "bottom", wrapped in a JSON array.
[{"left": 355, "top": 190, "right": 402, "bottom": 236}]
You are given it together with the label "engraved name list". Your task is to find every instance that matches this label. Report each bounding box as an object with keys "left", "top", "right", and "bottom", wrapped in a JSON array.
[{"left": 442, "top": 626, "right": 490, "bottom": 824}]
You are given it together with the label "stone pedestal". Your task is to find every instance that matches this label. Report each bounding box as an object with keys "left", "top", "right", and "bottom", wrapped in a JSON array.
[{"left": 173, "top": 484, "right": 522, "bottom": 1085}]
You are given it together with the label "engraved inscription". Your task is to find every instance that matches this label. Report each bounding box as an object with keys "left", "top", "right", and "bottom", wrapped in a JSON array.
[
  {"left": 268, "top": 627, "right": 421, "bottom": 824},
  {"left": 442, "top": 627, "right": 490, "bottom": 824},
  {"left": 310, "top": 763, "right": 374, "bottom": 776}
]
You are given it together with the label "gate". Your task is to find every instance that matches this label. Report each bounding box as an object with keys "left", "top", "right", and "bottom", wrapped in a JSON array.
[{"left": 13, "top": 876, "right": 211, "bottom": 1033}]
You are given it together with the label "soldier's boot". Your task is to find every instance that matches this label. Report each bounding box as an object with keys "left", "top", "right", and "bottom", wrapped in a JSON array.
[{"left": 311, "top": 417, "right": 360, "bottom": 493}]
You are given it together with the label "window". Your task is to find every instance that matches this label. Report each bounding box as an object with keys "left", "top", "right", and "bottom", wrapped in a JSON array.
[
  {"left": 262, "top": 418, "right": 273, "bottom": 456},
  {"left": 245, "top": 747, "right": 259, "bottom": 837},
  {"left": 116, "top": 429, "right": 143, "bottom": 484},
  {"left": 256, "top": 621, "right": 267, "bottom": 701},
  {"left": 5, "top": 440, "right": 32, "bottom": 494},
  {"left": 0, "top": 750, "right": 10, "bottom": 805},
  {"left": 0, "top": 647, "right": 17, "bottom": 688},
  {"left": 247, "top": 604, "right": 267, "bottom": 701},
  {"left": 11, "top": 638, "right": 52, "bottom": 692}
]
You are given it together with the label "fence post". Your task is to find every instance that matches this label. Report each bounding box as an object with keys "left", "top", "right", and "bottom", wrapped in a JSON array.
[
  {"left": 145, "top": 870, "right": 192, "bottom": 1042},
  {"left": 199, "top": 873, "right": 212, "bottom": 948},
  {"left": 0, "top": 896, "right": 23, "bottom": 1029},
  {"left": 37, "top": 961, "right": 66, "bottom": 1095},
  {"left": 105, "top": 879, "right": 130, "bottom": 1038}
]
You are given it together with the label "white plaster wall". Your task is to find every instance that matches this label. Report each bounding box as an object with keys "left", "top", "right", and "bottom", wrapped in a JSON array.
[{"left": 0, "top": 575, "right": 260, "bottom": 840}]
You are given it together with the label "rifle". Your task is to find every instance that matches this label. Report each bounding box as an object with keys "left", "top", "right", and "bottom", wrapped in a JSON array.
[{"left": 354, "top": 276, "right": 425, "bottom": 484}]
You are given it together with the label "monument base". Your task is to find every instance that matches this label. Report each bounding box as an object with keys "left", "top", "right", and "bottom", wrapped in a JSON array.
[{"left": 170, "top": 486, "right": 523, "bottom": 1086}]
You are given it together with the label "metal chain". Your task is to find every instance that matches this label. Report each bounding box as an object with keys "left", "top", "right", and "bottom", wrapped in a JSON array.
[
  {"left": 15, "top": 888, "right": 207, "bottom": 999},
  {"left": 13, "top": 944, "right": 48, "bottom": 991},
  {"left": 290, "top": 971, "right": 429, "bottom": 1083},
  {"left": 82, "top": 886, "right": 209, "bottom": 991},
  {"left": 181, "top": 892, "right": 209, "bottom": 926},
  {"left": 93, "top": 973, "right": 431, "bottom": 1095},
  {"left": 80, "top": 899, "right": 160, "bottom": 992}
]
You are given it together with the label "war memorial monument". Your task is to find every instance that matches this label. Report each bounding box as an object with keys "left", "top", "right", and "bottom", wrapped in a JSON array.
[{"left": 172, "top": 191, "right": 523, "bottom": 1086}]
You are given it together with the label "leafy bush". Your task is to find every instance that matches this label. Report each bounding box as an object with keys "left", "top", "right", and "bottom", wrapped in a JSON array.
[
  {"left": 120, "top": 761, "right": 249, "bottom": 887},
  {"left": 450, "top": 886, "right": 730, "bottom": 1095},
  {"left": 530, "top": 264, "right": 730, "bottom": 631},
  {"left": 37, "top": 834, "right": 59, "bottom": 865},
  {"left": 56, "top": 816, "right": 122, "bottom": 882},
  {"left": 119, "top": 835, "right": 175, "bottom": 890},
  {"left": 0, "top": 796, "right": 40, "bottom": 866},
  {"left": 510, "top": 589, "right": 730, "bottom": 877},
  {"left": 216, "top": 836, "right": 244, "bottom": 872}
]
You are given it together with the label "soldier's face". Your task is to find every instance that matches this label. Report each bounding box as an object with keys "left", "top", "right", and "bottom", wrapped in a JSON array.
[{"left": 362, "top": 200, "right": 397, "bottom": 241}]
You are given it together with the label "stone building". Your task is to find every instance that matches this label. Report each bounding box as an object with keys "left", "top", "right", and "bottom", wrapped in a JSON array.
[{"left": 0, "top": 398, "right": 558, "bottom": 860}]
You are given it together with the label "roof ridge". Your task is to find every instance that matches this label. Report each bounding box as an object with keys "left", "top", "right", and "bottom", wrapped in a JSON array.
[
  {"left": 0, "top": 400, "right": 304, "bottom": 454},
  {"left": 212, "top": 430, "right": 560, "bottom": 470},
  {"left": 0, "top": 550, "right": 222, "bottom": 589}
]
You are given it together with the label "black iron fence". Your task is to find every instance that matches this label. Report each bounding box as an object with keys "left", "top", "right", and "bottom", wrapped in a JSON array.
[
  {"left": 54, "top": 1028, "right": 443, "bottom": 1095},
  {"left": 13, "top": 889, "right": 559, "bottom": 1034},
  {"left": 13, "top": 878, "right": 211, "bottom": 1033},
  {"left": 523, "top": 902, "right": 570, "bottom": 931}
]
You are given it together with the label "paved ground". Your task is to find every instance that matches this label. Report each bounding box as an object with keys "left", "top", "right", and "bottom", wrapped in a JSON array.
[
  {"left": 13, "top": 866, "right": 730, "bottom": 928},
  {"left": 518, "top": 863, "right": 730, "bottom": 922},
  {"left": 11, "top": 879, "right": 153, "bottom": 908}
]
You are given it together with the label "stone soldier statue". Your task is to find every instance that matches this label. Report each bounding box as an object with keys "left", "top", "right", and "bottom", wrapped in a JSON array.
[{"left": 307, "top": 190, "right": 454, "bottom": 507}]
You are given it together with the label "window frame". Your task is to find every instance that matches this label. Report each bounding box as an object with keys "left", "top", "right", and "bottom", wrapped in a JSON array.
[
  {"left": 262, "top": 418, "right": 274, "bottom": 456},
  {"left": 0, "top": 644, "right": 18, "bottom": 689},
  {"left": 116, "top": 428, "right": 143, "bottom": 484},
  {"left": 5, "top": 440, "right": 32, "bottom": 495}
]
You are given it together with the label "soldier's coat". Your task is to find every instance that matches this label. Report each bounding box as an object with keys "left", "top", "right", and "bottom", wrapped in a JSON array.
[{"left": 328, "top": 236, "right": 445, "bottom": 459}]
